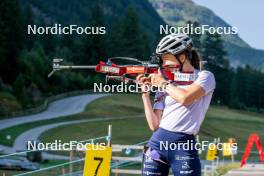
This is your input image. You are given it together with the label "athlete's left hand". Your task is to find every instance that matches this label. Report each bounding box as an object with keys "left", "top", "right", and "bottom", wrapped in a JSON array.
[{"left": 148, "top": 69, "right": 166, "bottom": 87}]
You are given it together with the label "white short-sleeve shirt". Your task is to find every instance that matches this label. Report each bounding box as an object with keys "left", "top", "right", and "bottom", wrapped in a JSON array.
[{"left": 153, "top": 70, "right": 216, "bottom": 135}]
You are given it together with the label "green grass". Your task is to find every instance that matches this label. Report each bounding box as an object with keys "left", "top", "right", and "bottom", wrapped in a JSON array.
[
  {"left": 1, "top": 93, "right": 264, "bottom": 175},
  {"left": 0, "top": 91, "right": 21, "bottom": 117},
  {"left": 0, "top": 94, "right": 144, "bottom": 146},
  {"left": 199, "top": 106, "right": 264, "bottom": 160},
  {"left": 80, "top": 93, "right": 144, "bottom": 117},
  {"left": 41, "top": 117, "right": 150, "bottom": 145},
  {"left": 39, "top": 94, "right": 264, "bottom": 161}
]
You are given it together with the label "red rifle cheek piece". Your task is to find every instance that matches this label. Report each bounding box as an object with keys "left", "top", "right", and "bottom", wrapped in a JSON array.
[{"left": 163, "top": 70, "right": 174, "bottom": 81}]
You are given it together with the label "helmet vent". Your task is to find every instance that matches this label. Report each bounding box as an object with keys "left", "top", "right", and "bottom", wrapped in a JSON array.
[
  {"left": 162, "top": 40, "right": 175, "bottom": 48},
  {"left": 170, "top": 42, "right": 182, "bottom": 49}
]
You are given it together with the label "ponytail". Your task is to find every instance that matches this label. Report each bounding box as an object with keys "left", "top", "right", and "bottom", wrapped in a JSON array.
[{"left": 189, "top": 49, "right": 200, "bottom": 69}]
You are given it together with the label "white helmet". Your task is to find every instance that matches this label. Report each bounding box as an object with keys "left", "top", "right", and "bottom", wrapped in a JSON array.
[{"left": 156, "top": 33, "right": 193, "bottom": 55}]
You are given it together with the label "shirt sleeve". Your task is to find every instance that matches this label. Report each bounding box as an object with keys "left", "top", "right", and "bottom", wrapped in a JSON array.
[
  {"left": 194, "top": 71, "right": 216, "bottom": 94},
  {"left": 153, "top": 91, "right": 165, "bottom": 110}
]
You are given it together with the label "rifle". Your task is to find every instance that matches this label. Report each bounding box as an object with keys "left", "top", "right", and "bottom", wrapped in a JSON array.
[{"left": 48, "top": 57, "right": 160, "bottom": 83}]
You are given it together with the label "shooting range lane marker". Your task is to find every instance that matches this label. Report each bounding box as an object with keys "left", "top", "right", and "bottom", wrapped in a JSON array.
[
  {"left": 59, "top": 140, "right": 149, "bottom": 176},
  {"left": 52, "top": 139, "right": 149, "bottom": 176},
  {"left": 11, "top": 126, "right": 114, "bottom": 176}
]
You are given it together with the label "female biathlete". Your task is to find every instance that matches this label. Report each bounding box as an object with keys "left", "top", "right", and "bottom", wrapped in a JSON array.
[{"left": 137, "top": 33, "right": 216, "bottom": 176}]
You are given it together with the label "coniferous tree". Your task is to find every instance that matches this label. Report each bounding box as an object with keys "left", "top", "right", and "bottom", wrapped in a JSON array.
[
  {"left": 13, "top": 74, "right": 28, "bottom": 107},
  {"left": 0, "top": 0, "right": 23, "bottom": 83},
  {"left": 200, "top": 32, "right": 231, "bottom": 104},
  {"left": 79, "top": 3, "right": 106, "bottom": 65},
  {"left": 108, "top": 19, "right": 123, "bottom": 56},
  {"left": 186, "top": 21, "right": 202, "bottom": 51},
  {"left": 23, "top": 4, "right": 35, "bottom": 49},
  {"left": 119, "top": 6, "right": 150, "bottom": 59},
  {"left": 229, "top": 67, "right": 245, "bottom": 109},
  {"left": 200, "top": 32, "right": 229, "bottom": 68}
]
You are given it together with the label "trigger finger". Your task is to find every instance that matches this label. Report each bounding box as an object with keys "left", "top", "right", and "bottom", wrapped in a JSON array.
[
  {"left": 148, "top": 74, "right": 154, "bottom": 80},
  {"left": 136, "top": 74, "right": 144, "bottom": 82},
  {"left": 148, "top": 74, "right": 155, "bottom": 83},
  {"left": 140, "top": 77, "right": 149, "bottom": 83}
]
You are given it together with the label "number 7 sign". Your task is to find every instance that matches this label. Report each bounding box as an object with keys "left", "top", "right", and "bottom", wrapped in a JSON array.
[{"left": 83, "top": 144, "right": 112, "bottom": 176}]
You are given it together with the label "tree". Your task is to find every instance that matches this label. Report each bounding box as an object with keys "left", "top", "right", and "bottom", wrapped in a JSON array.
[
  {"left": 200, "top": 32, "right": 229, "bottom": 69},
  {"left": 108, "top": 19, "right": 124, "bottom": 56},
  {"left": 18, "top": 46, "right": 49, "bottom": 93},
  {"left": 0, "top": 0, "right": 23, "bottom": 83},
  {"left": 229, "top": 66, "right": 264, "bottom": 111},
  {"left": 13, "top": 74, "right": 29, "bottom": 107},
  {"left": 23, "top": 4, "right": 35, "bottom": 49},
  {"left": 109, "top": 6, "right": 150, "bottom": 59},
  {"left": 120, "top": 6, "right": 150, "bottom": 59},
  {"left": 186, "top": 21, "right": 202, "bottom": 51},
  {"left": 229, "top": 67, "right": 245, "bottom": 109},
  {"left": 200, "top": 32, "right": 231, "bottom": 104},
  {"left": 79, "top": 3, "right": 106, "bottom": 65}
]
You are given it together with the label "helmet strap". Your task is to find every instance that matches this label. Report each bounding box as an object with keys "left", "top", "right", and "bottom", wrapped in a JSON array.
[
  {"left": 188, "top": 50, "right": 193, "bottom": 61},
  {"left": 174, "top": 54, "right": 185, "bottom": 72},
  {"left": 175, "top": 50, "right": 192, "bottom": 72}
]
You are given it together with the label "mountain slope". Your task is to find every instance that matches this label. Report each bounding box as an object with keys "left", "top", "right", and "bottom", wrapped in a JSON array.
[
  {"left": 149, "top": 0, "right": 264, "bottom": 69},
  {"left": 20, "top": 0, "right": 166, "bottom": 46}
]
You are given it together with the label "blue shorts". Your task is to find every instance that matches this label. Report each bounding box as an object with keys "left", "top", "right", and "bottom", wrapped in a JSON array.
[{"left": 142, "top": 128, "right": 201, "bottom": 176}]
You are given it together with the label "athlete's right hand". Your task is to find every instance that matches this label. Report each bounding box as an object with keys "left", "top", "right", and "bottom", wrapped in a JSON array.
[{"left": 136, "top": 74, "right": 151, "bottom": 93}]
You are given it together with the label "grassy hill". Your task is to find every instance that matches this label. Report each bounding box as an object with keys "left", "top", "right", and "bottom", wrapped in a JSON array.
[
  {"left": 1, "top": 94, "right": 263, "bottom": 175},
  {"left": 149, "top": 0, "right": 264, "bottom": 69},
  {"left": 39, "top": 94, "right": 264, "bottom": 161}
]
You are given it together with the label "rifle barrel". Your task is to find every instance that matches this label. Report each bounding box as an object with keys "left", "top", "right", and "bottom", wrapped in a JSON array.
[{"left": 58, "top": 65, "right": 96, "bottom": 69}]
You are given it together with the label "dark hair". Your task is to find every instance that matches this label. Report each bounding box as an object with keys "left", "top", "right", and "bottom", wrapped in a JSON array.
[
  {"left": 158, "top": 49, "right": 201, "bottom": 69},
  {"left": 187, "top": 49, "right": 200, "bottom": 69}
]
